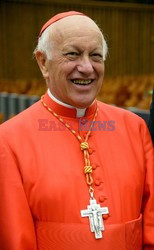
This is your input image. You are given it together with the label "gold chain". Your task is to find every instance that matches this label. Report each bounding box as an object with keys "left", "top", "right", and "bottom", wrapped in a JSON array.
[{"left": 41, "top": 95, "right": 99, "bottom": 197}]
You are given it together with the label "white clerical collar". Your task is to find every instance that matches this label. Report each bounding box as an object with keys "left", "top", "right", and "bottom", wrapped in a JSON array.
[{"left": 47, "top": 89, "right": 86, "bottom": 118}]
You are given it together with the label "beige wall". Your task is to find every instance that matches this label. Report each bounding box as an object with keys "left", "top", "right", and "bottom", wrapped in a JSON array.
[{"left": 0, "top": 0, "right": 154, "bottom": 80}]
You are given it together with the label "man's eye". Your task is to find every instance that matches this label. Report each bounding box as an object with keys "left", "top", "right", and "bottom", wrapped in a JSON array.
[
  {"left": 66, "top": 52, "right": 79, "bottom": 56},
  {"left": 91, "top": 53, "right": 103, "bottom": 61},
  {"left": 64, "top": 52, "right": 79, "bottom": 60}
]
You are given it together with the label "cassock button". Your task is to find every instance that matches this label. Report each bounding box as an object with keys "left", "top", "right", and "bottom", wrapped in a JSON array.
[
  {"left": 92, "top": 164, "right": 97, "bottom": 170},
  {"left": 94, "top": 179, "right": 102, "bottom": 186},
  {"left": 88, "top": 148, "right": 95, "bottom": 154},
  {"left": 103, "top": 214, "right": 109, "bottom": 220},
  {"left": 99, "top": 195, "right": 106, "bottom": 203}
]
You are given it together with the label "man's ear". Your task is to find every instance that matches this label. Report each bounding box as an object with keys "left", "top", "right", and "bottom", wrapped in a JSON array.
[{"left": 35, "top": 51, "right": 49, "bottom": 79}]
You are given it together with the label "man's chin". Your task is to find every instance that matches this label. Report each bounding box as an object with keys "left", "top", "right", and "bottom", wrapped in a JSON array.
[{"left": 72, "top": 99, "right": 95, "bottom": 109}]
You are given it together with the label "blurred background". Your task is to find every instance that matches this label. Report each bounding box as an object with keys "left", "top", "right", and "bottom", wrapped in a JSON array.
[{"left": 0, "top": 0, "right": 154, "bottom": 123}]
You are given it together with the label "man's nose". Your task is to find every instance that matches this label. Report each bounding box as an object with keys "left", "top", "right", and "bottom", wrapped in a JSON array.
[{"left": 77, "top": 56, "right": 94, "bottom": 75}]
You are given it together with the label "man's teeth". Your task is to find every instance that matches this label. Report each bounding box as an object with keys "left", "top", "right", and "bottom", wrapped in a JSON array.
[{"left": 72, "top": 80, "right": 92, "bottom": 85}]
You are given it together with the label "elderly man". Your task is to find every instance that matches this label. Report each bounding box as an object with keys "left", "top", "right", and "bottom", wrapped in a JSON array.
[{"left": 0, "top": 11, "right": 154, "bottom": 250}]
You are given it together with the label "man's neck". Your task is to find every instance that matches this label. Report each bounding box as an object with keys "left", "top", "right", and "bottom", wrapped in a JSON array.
[{"left": 47, "top": 89, "right": 87, "bottom": 118}]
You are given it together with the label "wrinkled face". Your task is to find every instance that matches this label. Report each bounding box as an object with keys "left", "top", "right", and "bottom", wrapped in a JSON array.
[{"left": 42, "top": 16, "right": 105, "bottom": 108}]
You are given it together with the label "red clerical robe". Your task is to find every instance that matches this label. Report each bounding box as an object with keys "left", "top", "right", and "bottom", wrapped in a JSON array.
[{"left": 0, "top": 92, "right": 154, "bottom": 250}]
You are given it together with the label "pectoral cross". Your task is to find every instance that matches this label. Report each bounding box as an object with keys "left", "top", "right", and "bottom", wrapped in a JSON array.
[{"left": 81, "top": 198, "right": 109, "bottom": 239}]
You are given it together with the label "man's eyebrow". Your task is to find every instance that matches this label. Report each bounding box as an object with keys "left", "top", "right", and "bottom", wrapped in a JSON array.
[{"left": 62, "top": 44, "right": 102, "bottom": 53}]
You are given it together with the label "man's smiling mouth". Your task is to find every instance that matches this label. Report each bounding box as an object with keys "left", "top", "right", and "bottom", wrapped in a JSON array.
[{"left": 71, "top": 79, "right": 93, "bottom": 85}]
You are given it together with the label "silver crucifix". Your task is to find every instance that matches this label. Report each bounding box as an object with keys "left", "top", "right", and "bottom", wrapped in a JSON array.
[{"left": 81, "top": 198, "right": 109, "bottom": 239}]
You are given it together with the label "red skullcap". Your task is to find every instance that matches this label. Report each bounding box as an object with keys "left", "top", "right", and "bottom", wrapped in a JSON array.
[{"left": 39, "top": 11, "right": 86, "bottom": 37}]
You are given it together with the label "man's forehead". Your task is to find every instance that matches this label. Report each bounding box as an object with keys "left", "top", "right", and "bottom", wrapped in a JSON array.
[
  {"left": 53, "top": 31, "right": 103, "bottom": 54},
  {"left": 52, "top": 15, "right": 99, "bottom": 32},
  {"left": 50, "top": 15, "right": 102, "bottom": 44},
  {"left": 48, "top": 17, "right": 103, "bottom": 53}
]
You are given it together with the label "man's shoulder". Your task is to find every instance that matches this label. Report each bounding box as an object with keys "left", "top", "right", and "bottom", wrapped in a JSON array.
[
  {"left": 98, "top": 101, "right": 144, "bottom": 124},
  {"left": 97, "top": 101, "right": 153, "bottom": 146}
]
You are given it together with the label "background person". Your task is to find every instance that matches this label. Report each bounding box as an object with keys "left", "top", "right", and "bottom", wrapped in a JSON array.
[{"left": 148, "top": 90, "right": 154, "bottom": 144}]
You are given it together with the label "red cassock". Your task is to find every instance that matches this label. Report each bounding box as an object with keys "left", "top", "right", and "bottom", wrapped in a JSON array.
[{"left": 0, "top": 92, "right": 154, "bottom": 250}]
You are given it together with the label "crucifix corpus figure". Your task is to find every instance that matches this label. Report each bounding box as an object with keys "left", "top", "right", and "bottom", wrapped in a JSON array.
[{"left": 81, "top": 198, "right": 109, "bottom": 239}]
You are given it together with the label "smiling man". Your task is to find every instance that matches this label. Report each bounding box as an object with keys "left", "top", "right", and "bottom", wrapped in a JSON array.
[
  {"left": 35, "top": 12, "right": 106, "bottom": 109},
  {"left": 0, "top": 11, "right": 154, "bottom": 250}
]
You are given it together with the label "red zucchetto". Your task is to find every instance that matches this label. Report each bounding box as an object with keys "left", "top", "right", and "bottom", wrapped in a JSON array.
[{"left": 39, "top": 11, "right": 86, "bottom": 37}]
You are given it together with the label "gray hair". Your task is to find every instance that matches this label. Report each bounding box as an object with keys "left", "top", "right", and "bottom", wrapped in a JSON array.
[{"left": 34, "top": 24, "right": 108, "bottom": 61}]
